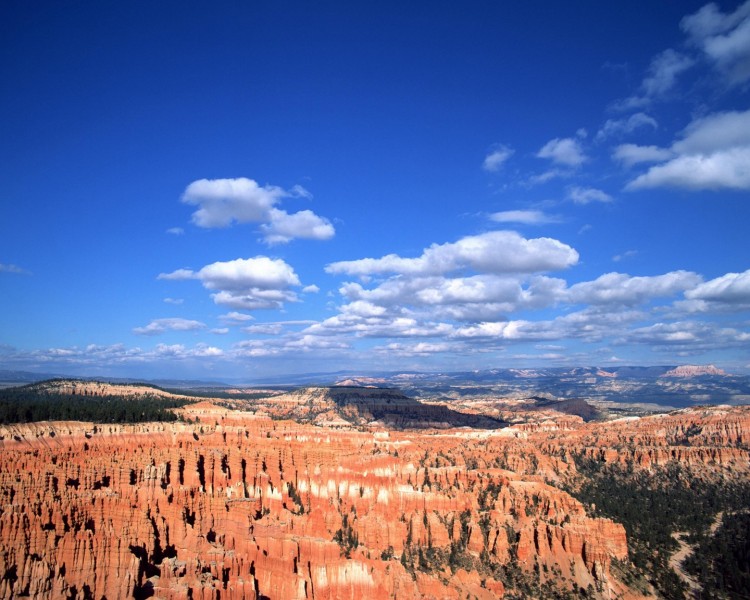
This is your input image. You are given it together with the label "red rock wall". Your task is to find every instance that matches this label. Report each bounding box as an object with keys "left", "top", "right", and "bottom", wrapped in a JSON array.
[{"left": 2, "top": 404, "right": 746, "bottom": 599}]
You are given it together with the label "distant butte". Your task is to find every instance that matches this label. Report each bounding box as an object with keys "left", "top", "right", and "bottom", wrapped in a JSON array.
[{"left": 661, "top": 364, "right": 727, "bottom": 377}]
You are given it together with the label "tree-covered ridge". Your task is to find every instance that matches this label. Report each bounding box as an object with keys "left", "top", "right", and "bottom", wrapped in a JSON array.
[
  {"left": 568, "top": 458, "right": 750, "bottom": 600},
  {"left": 0, "top": 380, "right": 192, "bottom": 424}
]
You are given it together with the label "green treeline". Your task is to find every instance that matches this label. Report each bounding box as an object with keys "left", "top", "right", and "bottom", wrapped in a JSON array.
[
  {"left": 0, "top": 383, "right": 190, "bottom": 424},
  {"left": 684, "top": 511, "right": 750, "bottom": 599},
  {"left": 569, "top": 457, "right": 750, "bottom": 600}
]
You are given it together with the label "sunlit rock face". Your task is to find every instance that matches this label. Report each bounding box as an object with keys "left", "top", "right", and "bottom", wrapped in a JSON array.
[{"left": 0, "top": 401, "right": 747, "bottom": 599}]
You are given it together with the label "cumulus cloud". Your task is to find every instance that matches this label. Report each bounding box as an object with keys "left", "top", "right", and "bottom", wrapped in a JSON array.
[
  {"left": 261, "top": 208, "right": 335, "bottom": 244},
  {"left": 681, "top": 0, "right": 750, "bottom": 84},
  {"left": 235, "top": 334, "right": 350, "bottom": 357},
  {"left": 566, "top": 271, "right": 703, "bottom": 306},
  {"left": 626, "top": 320, "right": 750, "bottom": 351},
  {"left": 685, "top": 268, "right": 750, "bottom": 304},
  {"left": 326, "top": 231, "right": 579, "bottom": 277},
  {"left": 567, "top": 186, "right": 613, "bottom": 204},
  {"left": 482, "top": 145, "right": 514, "bottom": 171},
  {"left": 489, "top": 210, "right": 560, "bottom": 225},
  {"left": 537, "top": 137, "right": 586, "bottom": 166},
  {"left": 163, "top": 297, "right": 184, "bottom": 305},
  {"left": 628, "top": 147, "right": 750, "bottom": 190},
  {"left": 182, "top": 178, "right": 284, "bottom": 227},
  {"left": 158, "top": 256, "right": 302, "bottom": 310},
  {"left": 160, "top": 257, "right": 300, "bottom": 290},
  {"left": 133, "top": 318, "right": 206, "bottom": 336},
  {"left": 180, "top": 177, "right": 334, "bottom": 243},
  {"left": 627, "top": 109, "right": 750, "bottom": 191},
  {"left": 378, "top": 342, "right": 454, "bottom": 356}
]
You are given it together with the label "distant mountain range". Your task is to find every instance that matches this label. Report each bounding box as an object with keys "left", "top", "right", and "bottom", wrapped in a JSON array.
[{"left": 1, "top": 365, "right": 748, "bottom": 409}]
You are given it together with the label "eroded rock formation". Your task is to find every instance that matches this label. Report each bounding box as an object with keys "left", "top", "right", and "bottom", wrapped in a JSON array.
[{"left": 0, "top": 398, "right": 747, "bottom": 599}]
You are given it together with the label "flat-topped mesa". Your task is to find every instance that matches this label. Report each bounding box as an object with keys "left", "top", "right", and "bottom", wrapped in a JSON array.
[
  {"left": 661, "top": 365, "right": 727, "bottom": 378},
  {"left": 21, "top": 379, "right": 192, "bottom": 400}
]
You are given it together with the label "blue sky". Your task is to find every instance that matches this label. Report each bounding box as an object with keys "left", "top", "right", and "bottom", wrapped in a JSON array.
[{"left": 1, "top": 1, "right": 750, "bottom": 380}]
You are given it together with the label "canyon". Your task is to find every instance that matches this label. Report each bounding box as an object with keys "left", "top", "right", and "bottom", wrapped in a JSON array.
[{"left": 0, "top": 383, "right": 747, "bottom": 598}]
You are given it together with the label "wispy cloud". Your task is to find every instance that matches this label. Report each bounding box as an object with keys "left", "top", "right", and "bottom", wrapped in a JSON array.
[
  {"left": 482, "top": 144, "right": 514, "bottom": 172},
  {"left": 0, "top": 263, "right": 30, "bottom": 275},
  {"left": 489, "top": 210, "right": 560, "bottom": 225},
  {"left": 133, "top": 318, "right": 206, "bottom": 336},
  {"left": 567, "top": 186, "right": 613, "bottom": 204},
  {"left": 681, "top": 0, "right": 750, "bottom": 85}
]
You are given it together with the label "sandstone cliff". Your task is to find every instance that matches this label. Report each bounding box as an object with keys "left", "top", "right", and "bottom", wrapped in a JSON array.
[{"left": 0, "top": 398, "right": 747, "bottom": 599}]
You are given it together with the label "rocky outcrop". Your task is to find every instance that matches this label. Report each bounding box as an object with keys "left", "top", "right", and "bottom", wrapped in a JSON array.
[
  {"left": 243, "top": 386, "right": 507, "bottom": 429},
  {"left": 0, "top": 405, "right": 641, "bottom": 599},
  {"left": 1, "top": 398, "right": 747, "bottom": 599}
]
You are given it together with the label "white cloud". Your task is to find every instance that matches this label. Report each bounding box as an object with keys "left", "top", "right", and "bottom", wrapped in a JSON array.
[
  {"left": 567, "top": 186, "right": 613, "bottom": 204},
  {"left": 211, "top": 328, "right": 230, "bottom": 335},
  {"left": 302, "top": 284, "right": 320, "bottom": 293},
  {"left": 166, "top": 227, "right": 184, "bottom": 235},
  {"left": 261, "top": 208, "right": 335, "bottom": 244},
  {"left": 685, "top": 268, "right": 750, "bottom": 304},
  {"left": 681, "top": 0, "right": 750, "bottom": 84},
  {"left": 613, "top": 144, "right": 675, "bottom": 167},
  {"left": 163, "top": 297, "right": 184, "bottom": 305},
  {"left": 326, "top": 231, "right": 579, "bottom": 277},
  {"left": 482, "top": 145, "right": 514, "bottom": 172},
  {"left": 182, "top": 178, "right": 285, "bottom": 227},
  {"left": 453, "top": 320, "right": 537, "bottom": 340},
  {"left": 160, "top": 257, "right": 300, "bottom": 290},
  {"left": 626, "top": 109, "right": 750, "bottom": 191},
  {"left": 133, "top": 318, "right": 207, "bottom": 336},
  {"left": 219, "top": 311, "right": 255, "bottom": 324},
  {"left": 338, "top": 274, "right": 565, "bottom": 323},
  {"left": 627, "top": 147, "right": 750, "bottom": 190},
  {"left": 566, "top": 271, "right": 702, "bottom": 306},
  {"left": 378, "top": 342, "right": 454, "bottom": 356},
  {"left": 158, "top": 256, "right": 302, "bottom": 311},
  {"left": 210, "top": 289, "right": 299, "bottom": 311},
  {"left": 243, "top": 323, "right": 285, "bottom": 335},
  {"left": 537, "top": 137, "right": 586, "bottom": 166},
  {"left": 596, "top": 113, "right": 658, "bottom": 141},
  {"left": 235, "top": 334, "right": 350, "bottom": 357},
  {"left": 626, "top": 321, "right": 750, "bottom": 350},
  {"left": 489, "top": 210, "right": 560, "bottom": 225},
  {"left": 180, "top": 177, "right": 334, "bottom": 243},
  {"left": 673, "top": 109, "right": 750, "bottom": 154}
]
